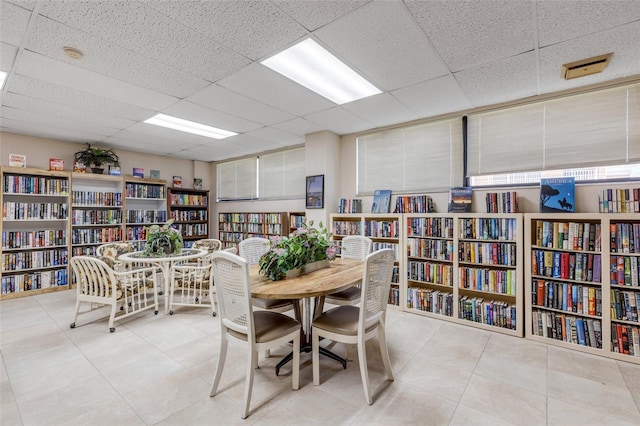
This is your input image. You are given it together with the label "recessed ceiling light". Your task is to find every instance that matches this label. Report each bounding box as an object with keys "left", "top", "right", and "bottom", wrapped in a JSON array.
[
  {"left": 261, "top": 38, "right": 381, "bottom": 105},
  {"left": 63, "top": 46, "right": 84, "bottom": 60},
  {"left": 0, "top": 71, "right": 7, "bottom": 89},
  {"left": 144, "top": 113, "right": 238, "bottom": 139}
]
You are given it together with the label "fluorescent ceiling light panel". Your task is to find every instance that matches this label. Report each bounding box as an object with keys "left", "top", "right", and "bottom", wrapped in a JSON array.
[
  {"left": 261, "top": 39, "right": 381, "bottom": 105},
  {"left": 0, "top": 71, "right": 7, "bottom": 89},
  {"left": 144, "top": 113, "right": 237, "bottom": 139}
]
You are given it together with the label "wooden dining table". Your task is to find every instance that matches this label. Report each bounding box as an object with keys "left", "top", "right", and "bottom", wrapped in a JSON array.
[{"left": 249, "top": 257, "right": 364, "bottom": 375}]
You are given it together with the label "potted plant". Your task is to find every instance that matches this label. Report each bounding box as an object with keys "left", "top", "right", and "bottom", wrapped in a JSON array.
[
  {"left": 73, "top": 143, "right": 120, "bottom": 174},
  {"left": 142, "top": 219, "right": 184, "bottom": 257}
]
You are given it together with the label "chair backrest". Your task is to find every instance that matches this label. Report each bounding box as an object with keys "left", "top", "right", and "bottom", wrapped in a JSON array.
[
  {"left": 341, "top": 235, "right": 372, "bottom": 261},
  {"left": 359, "top": 249, "right": 395, "bottom": 331},
  {"left": 193, "top": 239, "right": 222, "bottom": 253},
  {"left": 223, "top": 246, "right": 238, "bottom": 255},
  {"left": 96, "top": 242, "right": 134, "bottom": 263},
  {"left": 70, "top": 255, "right": 117, "bottom": 298},
  {"left": 210, "top": 252, "right": 254, "bottom": 337},
  {"left": 238, "top": 237, "right": 271, "bottom": 265}
]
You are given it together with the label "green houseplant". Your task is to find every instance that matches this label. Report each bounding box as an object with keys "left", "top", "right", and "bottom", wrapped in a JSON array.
[
  {"left": 74, "top": 143, "right": 120, "bottom": 174},
  {"left": 142, "top": 219, "right": 184, "bottom": 257},
  {"left": 258, "top": 221, "right": 338, "bottom": 281}
]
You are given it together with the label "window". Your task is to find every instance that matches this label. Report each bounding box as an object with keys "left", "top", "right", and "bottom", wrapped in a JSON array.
[
  {"left": 467, "top": 83, "right": 640, "bottom": 184},
  {"left": 357, "top": 118, "right": 463, "bottom": 195},
  {"left": 216, "top": 157, "right": 257, "bottom": 201},
  {"left": 258, "top": 148, "right": 305, "bottom": 200}
]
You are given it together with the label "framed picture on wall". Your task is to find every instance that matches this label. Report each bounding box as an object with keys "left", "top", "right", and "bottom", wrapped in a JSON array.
[{"left": 306, "top": 175, "right": 324, "bottom": 209}]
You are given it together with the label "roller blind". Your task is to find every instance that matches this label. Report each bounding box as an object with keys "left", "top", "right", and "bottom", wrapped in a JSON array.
[
  {"left": 216, "top": 157, "right": 257, "bottom": 201},
  {"left": 259, "top": 147, "right": 305, "bottom": 200},
  {"left": 357, "top": 117, "right": 463, "bottom": 195},
  {"left": 467, "top": 83, "right": 640, "bottom": 176}
]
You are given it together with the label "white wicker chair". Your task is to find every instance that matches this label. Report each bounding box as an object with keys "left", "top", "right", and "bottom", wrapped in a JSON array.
[
  {"left": 69, "top": 256, "right": 158, "bottom": 332},
  {"left": 169, "top": 253, "right": 217, "bottom": 316},
  {"left": 238, "top": 237, "right": 271, "bottom": 265},
  {"left": 223, "top": 246, "right": 238, "bottom": 254},
  {"left": 312, "top": 249, "right": 395, "bottom": 404},
  {"left": 192, "top": 238, "right": 222, "bottom": 253},
  {"left": 324, "top": 235, "right": 372, "bottom": 306},
  {"left": 209, "top": 251, "right": 301, "bottom": 419}
]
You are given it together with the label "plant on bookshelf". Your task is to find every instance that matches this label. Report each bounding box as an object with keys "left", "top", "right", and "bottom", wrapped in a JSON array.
[{"left": 73, "top": 143, "right": 120, "bottom": 174}]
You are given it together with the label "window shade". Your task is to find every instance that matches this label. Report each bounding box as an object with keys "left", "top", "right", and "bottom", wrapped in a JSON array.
[
  {"left": 357, "top": 118, "right": 463, "bottom": 195},
  {"left": 259, "top": 147, "right": 305, "bottom": 200},
  {"left": 467, "top": 83, "right": 640, "bottom": 176},
  {"left": 216, "top": 157, "right": 257, "bottom": 201}
]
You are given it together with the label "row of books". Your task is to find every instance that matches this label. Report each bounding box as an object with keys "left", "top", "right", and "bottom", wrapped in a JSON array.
[
  {"left": 458, "top": 267, "right": 517, "bottom": 295},
  {"left": 611, "top": 324, "right": 640, "bottom": 357},
  {"left": 2, "top": 202, "right": 68, "bottom": 220},
  {"left": 598, "top": 188, "right": 640, "bottom": 213},
  {"left": 393, "top": 195, "right": 435, "bottom": 213},
  {"left": 610, "top": 255, "right": 640, "bottom": 286},
  {"left": 388, "top": 286, "right": 400, "bottom": 306},
  {"left": 264, "top": 224, "right": 283, "bottom": 234},
  {"left": 371, "top": 242, "right": 399, "bottom": 260},
  {"left": 532, "top": 279, "right": 602, "bottom": 316},
  {"left": 407, "top": 261, "right": 453, "bottom": 286},
  {"left": 459, "top": 217, "right": 518, "bottom": 241},
  {"left": 290, "top": 214, "right": 305, "bottom": 229},
  {"left": 332, "top": 221, "right": 362, "bottom": 236},
  {"left": 485, "top": 191, "right": 518, "bottom": 213},
  {"left": 458, "top": 241, "right": 517, "bottom": 266},
  {"left": 124, "top": 183, "right": 165, "bottom": 199},
  {"left": 364, "top": 220, "right": 399, "bottom": 238},
  {"left": 531, "top": 250, "right": 602, "bottom": 283},
  {"left": 407, "top": 287, "right": 454, "bottom": 316},
  {"left": 534, "top": 220, "right": 601, "bottom": 251},
  {"left": 407, "top": 238, "right": 453, "bottom": 261},
  {"left": 610, "top": 222, "right": 640, "bottom": 254},
  {"left": 338, "top": 198, "right": 362, "bottom": 213},
  {"left": 168, "top": 193, "right": 207, "bottom": 206},
  {"left": 170, "top": 210, "right": 207, "bottom": 221},
  {"left": 1, "top": 269, "right": 68, "bottom": 294},
  {"left": 71, "top": 228, "right": 123, "bottom": 245},
  {"left": 407, "top": 217, "right": 454, "bottom": 238},
  {"left": 218, "top": 223, "right": 247, "bottom": 232},
  {"left": 3, "top": 175, "right": 69, "bottom": 195},
  {"left": 531, "top": 310, "right": 602, "bottom": 348},
  {"left": 218, "top": 213, "right": 249, "bottom": 223},
  {"left": 2, "top": 249, "right": 69, "bottom": 272},
  {"left": 458, "top": 297, "right": 517, "bottom": 330},
  {"left": 125, "top": 210, "right": 167, "bottom": 224},
  {"left": 71, "top": 209, "right": 122, "bottom": 225},
  {"left": 72, "top": 246, "right": 99, "bottom": 257},
  {"left": 71, "top": 191, "right": 122, "bottom": 206},
  {"left": 1, "top": 230, "right": 66, "bottom": 250},
  {"left": 611, "top": 289, "right": 640, "bottom": 322},
  {"left": 174, "top": 223, "right": 207, "bottom": 237},
  {"left": 125, "top": 226, "right": 149, "bottom": 241}
]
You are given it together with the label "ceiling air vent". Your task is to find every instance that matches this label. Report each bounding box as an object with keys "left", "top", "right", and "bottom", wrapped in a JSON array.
[{"left": 561, "top": 53, "right": 613, "bottom": 80}]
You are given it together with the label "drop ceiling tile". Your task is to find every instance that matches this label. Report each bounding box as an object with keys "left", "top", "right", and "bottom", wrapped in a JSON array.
[
  {"left": 185, "top": 84, "right": 294, "bottom": 126},
  {"left": 272, "top": 0, "right": 369, "bottom": 31},
  {"left": 454, "top": 51, "right": 538, "bottom": 107},
  {"left": 0, "top": 1, "right": 31, "bottom": 46},
  {"left": 0, "top": 117, "right": 109, "bottom": 143},
  {"left": 405, "top": 0, "right": 534, "bottom": 72},
  {"left": 5, "top": 1, "right": 36, "bottom": 11},
  {"left": 218, "top": 63, "right": 335, "bottom": 116},
  {"left": 125, "top": 121, "right": 227, "bottom": 148},
  {"left": 392, "top": 75, "right": 473, "bottom": 119},
  {"left": 26, "top": 16, "right": 209, "bottom": 98},
  {"left": 245, "top": 126, "right": 302, "bottom": 146},
  {"left": 537, "top": 1, "right": 640, "bottom": 48},
  {"left": 271, "top": 117, "right": 325, "bottom": 137},
  {"left": 304, "top": 106, "right": 376, "bottom": 135},
  {"left": 16, "top": 50, "right": 178, "bottom": 110},
  {"left": 162, "top": 100, "right": 264, "bottom": 133},
  {"left": 5, "top": 74, "right": 155, "bottom": 121},
  {"left": 1, "top": 42, "right": 18, "bottom": 71},
  {"left": 141, "top": 0, "right": 308, "bottom": 61},
  {"left": 102, "top": 138, "right": 176, "bottom": 156},
  {"left": 538, "top": 22, "right": 640, "bottom": 94},
  {"left": 37, "top": 0, "right": 251, "bottom": 83},
  {"left": 341, "top": 92, "right": 418, "bottom": 128},
  {"left": 315, "top": 0, "right": 448, "bottom": 91}
]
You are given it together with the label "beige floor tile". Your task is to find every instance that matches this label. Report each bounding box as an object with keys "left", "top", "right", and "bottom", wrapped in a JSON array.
[
  {"left": 56, "top": 399, "right": 145, "bottom": 426},
  {"left": 0, "top": 295, "right": 40, "bottom": 313},
  {"left": 1, "top": 379, "right": 23, "bottom": 426},
  {"left": 164, "top": 334, "right": 218, "bottom": 370},
  {"left": 618, "top": 361, "right": 640, "bottom": 411},
  {"left": 547, "top": 396, "right": 639, "bottom": 426},
  {"left": 0, "top": 304, "right": 53, "bottom": 331},
  {"left": 474, "top": 350, "right": 547, "bottom": 394},
  {"left": 156, "top": 394, "right": 249, "bottom": 425},
  {"left": 548, "top": 345, "right": 627, "bottom": 387},
  {"left": 449, "top": 404, "right": 515, "bottom": 426},
  {"left": 0, "top": 322, "right": 71, "bottom": 361},
  {"left": 459, "top": 374, "right": 546, "bottom": 425}
]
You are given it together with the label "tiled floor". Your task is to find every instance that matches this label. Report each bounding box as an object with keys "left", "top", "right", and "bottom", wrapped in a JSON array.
[{"left": 1, "top": 289, "right": 640, "bottom": 425}]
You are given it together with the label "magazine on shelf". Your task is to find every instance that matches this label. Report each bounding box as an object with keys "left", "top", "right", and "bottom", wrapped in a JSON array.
[
  {"left": 172, "top": 176, "right": 182, "bottom": 188},
  {"left": 193, "top": 178, "right": 203, "bottom": 190},
  {"left": 448, "top": 187, "right": 472, "bottom": 213},
  {"left": 150, "top": 169, "right": 161, "bottom": 179},
  {"left": 371, "top": 190, "right": 391, "bottom": 213},
  {"left": 540, "top": 177, "right": 575, "bottom": 213},
  {"left": 132, "top": 167, "right": 144, "bottom": 178},
  {"left": 48, "top": 158, "right": 64, "bottom": 171},
  {"left": 8, "top": 154, "right": 26, "bottom": 168}
]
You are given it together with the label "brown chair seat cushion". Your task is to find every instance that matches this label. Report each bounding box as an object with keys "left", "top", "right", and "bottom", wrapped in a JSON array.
[
  {"left": 326, "top": 286, "right": 361, "bottom": 302},
  {"left": 312, "top": 306, "right": 360, "bottom": 336},
  {"left": 252, "top": 297, "right": 293, "bottom": 310},
  {"left": 229, "top": 311, "right": 300, "bottom": 343}
]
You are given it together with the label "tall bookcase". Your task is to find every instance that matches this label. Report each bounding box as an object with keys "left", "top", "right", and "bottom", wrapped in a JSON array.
[
  {"left": 217, "top": 212, "right": 289, "bottom": 248},
  {"left": 289, "top": 212, "right": 306, "bottom": 233},
  {"left": 124, "top": 177, "right": 167, "bottom": 250},
  {"left": 330, "top": 213, "right": 403, "bottom": 308},
  {"left": 167, "top": 187, "right": 209, "bottom": 247},
  {"left": 525, "top": 213, "right": 639, "bottom": 364},
  {"left": 1, "top": 166, "right": 71, "bottom": 299},
  {"left": 71, "top": 173, "right": 124, "bottom": 257}
]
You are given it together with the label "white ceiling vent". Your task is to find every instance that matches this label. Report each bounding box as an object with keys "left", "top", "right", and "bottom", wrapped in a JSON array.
[{"left": 561, "top": 53, "right": 613, "bottom": 80}]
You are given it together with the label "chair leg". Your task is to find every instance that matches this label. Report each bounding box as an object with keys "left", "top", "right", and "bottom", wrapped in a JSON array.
[
  {"left": 357, "top": 336, "right": 372, "bottom": 405},
  {"left": 292, "top": 333, "right": 300, "bottom": 391},
  {"left": 378, "top": 322, "right": 394, "bottom": 381},
  {"left": 210, "top": 332, "right": 228, "bottom": 397},
  {"left": 312, "top": 329, "right": 320, "bottom": 386},
  {"left": 242, "top": 350, "right": 256, "bottom": 419},
  {"left": 107, "top": 302, "right": 117, "bottom": 332},
  {"left": 71, "top": 298, "right": 81, "bottom": 326},
  {"left": 264, "top": 349, "right": 271, "bottom": 358}
]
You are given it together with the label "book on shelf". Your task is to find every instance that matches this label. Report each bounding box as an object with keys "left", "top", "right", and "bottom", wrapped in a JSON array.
[
  {"left": 448, "top": 187, "right": 472, "bottom": 213},
  {"left": 73, "top": 161, "right": 87, "bottom": 173},
  {"left": 485, "top": 191, "right": 517, "bottom": 213},
  {"left": 338, "top": 198, "right": 362, "bottom": 213},
  {"left": 48, "top": 158, "right": 64, "bottom": 171},
  {"left": 172, "top": 176, "right": 182, "bottom": 188},
  {"left": 193, "top": 178, "right": 203, "bottom": 190},
  {"left": 133, "top": 167, "right": 144, "bottom": 178},
  {"left": 8, "top": 153, "right": 26, "bottom": 168},
  {"left": 540, "top": 177, "right": 575, "bottom": 213},
  {"left": 598, "top": 188, "right": 640, "bottom": 213},
  {"left": 150, "top": 169, "right": 161, "bottom": 179},
  {"left": 371, "top": 189, "right": 391, "bottom": 213},
  {"left": 393, "top": 195, "right": 435, "bottom": 213}
]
